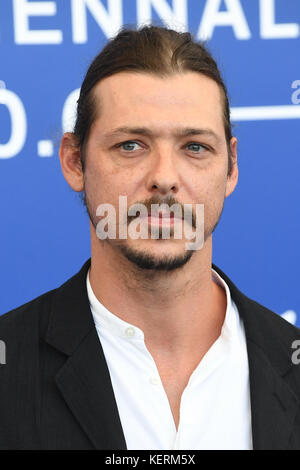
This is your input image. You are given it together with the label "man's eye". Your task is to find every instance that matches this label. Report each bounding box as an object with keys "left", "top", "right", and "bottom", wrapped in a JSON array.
[
  {"left": 115, "top": 141, "right": 209, "bottom": 154},
  {"left": 117, "top": 141, "right": 142, "bottom": 152},
  {"left": 186, "top": 143, "right": 208, "bottom": 153}
]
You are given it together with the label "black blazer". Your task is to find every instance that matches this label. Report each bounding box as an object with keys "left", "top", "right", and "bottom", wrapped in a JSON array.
[{"left": 0, "top": 258, "right": 300, "bottom": 450}]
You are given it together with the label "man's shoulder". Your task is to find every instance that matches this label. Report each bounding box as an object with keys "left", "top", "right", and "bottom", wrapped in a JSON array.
[
  {"left": 213, "top": 263, "right": 300, "bottom": 344},
  {"left": 0, "top": 287, "right": 57, "bottom": 337},
  {"left": 0, "top": 259, "right": 91, "bottom": 341},
  {"left": 240, "top": 292, "right": 300, "bottom": 341}
]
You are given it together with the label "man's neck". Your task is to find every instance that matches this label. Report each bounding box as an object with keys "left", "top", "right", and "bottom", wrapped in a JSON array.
[{"left": 88, "top": 235, "right": 227, "bottom": 359}]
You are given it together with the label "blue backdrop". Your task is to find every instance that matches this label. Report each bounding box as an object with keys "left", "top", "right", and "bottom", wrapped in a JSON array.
[{"left": 1, "top": 0, "right": 299, "bottom": 326}]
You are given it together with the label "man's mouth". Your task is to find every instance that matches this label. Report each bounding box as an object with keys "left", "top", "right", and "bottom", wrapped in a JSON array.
[{"left": 141, "top": 213, "right": 182, "bottom": 226}]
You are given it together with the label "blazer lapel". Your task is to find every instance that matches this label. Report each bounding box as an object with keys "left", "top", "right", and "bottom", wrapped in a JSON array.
[
  {"left": 245, "top": 338, "right": 298, "bottom": 450},
  {"left": 45, "top": 259, "right": 127, "bottom": 450},
  {"left": 212, "top": 264, "right": 300, "bottom": 450}
]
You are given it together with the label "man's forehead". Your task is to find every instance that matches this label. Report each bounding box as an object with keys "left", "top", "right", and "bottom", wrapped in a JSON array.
[
  {"left": 91, "top": 72, "right": 225, "bottom": 139},
  {"left": 93, "top": 70, "right": 223, "bottom": 103}
]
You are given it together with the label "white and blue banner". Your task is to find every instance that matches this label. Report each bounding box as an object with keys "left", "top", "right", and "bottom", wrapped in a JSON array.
[{"left": 1, "top": 0, "right": 299, "bottom": 325}]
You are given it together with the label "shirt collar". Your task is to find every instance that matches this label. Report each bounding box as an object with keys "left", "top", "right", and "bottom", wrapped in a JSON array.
[
  {"left": 211, "top": 268, "right": 239, "bottom": 341},
  {"left": 86, "top": 270, "right": 145, "bottom": 340},
  {"left": 87, "top": 268, "right": 240, "bottom": 342}
]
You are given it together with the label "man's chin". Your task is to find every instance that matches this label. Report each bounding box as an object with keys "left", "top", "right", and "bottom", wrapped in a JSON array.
[{"left": 116, "top": 243, "right": 194, "bottom": 272}]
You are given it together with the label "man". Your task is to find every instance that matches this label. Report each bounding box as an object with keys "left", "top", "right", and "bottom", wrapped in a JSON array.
[{"left": 1, "top": 25, "right": 300, "bottom": 450}]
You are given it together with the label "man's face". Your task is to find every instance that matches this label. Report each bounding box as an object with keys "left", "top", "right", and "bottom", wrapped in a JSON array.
[{"left": 81, "top": 71, "right": 237, "bottom": 271}]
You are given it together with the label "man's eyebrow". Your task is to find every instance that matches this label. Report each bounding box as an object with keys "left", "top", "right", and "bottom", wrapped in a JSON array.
[{"left": 102, "top": 126, "right": 222, "bottom": 143}]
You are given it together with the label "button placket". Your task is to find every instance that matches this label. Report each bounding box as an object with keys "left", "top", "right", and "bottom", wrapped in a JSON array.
[
  {"left": 149, "top": 375, "right": 160, "bottom": 386},
  {"left": 125, "top": 326, "right": 135, "bottom": 338}
]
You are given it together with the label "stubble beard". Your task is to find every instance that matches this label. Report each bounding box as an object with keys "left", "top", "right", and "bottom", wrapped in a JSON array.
[{"left": 81, "top": 190, "right": 225, "bottom": 273}]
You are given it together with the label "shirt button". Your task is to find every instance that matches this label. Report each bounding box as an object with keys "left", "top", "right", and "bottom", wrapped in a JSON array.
[
  {"left": 149, "top": 376, "right": 160, "bottom": 385},
  {"left": 125, "top": 327, "right": 135, "bottom": 338}
]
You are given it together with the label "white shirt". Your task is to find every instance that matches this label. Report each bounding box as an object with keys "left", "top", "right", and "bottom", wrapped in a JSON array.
[{"left": 86, "top": 268, "right": 252, "bottom": 450}]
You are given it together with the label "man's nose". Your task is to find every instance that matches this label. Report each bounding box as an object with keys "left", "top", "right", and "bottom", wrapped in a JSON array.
[{"left": 145, "top": 148, "right": 179, "bottom": 195}]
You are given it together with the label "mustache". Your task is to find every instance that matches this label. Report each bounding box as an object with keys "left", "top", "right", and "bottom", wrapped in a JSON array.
[{"left": 127, "top": 195, "right": 196, "bottom": 228}]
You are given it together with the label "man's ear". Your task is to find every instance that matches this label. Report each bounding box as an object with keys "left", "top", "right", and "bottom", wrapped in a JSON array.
[
  {"left": 59, "top": 132, "right": 84, "bottom": 192},
  {"left": 225, "top": 137, "right": 238, "bottom": 198}
]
